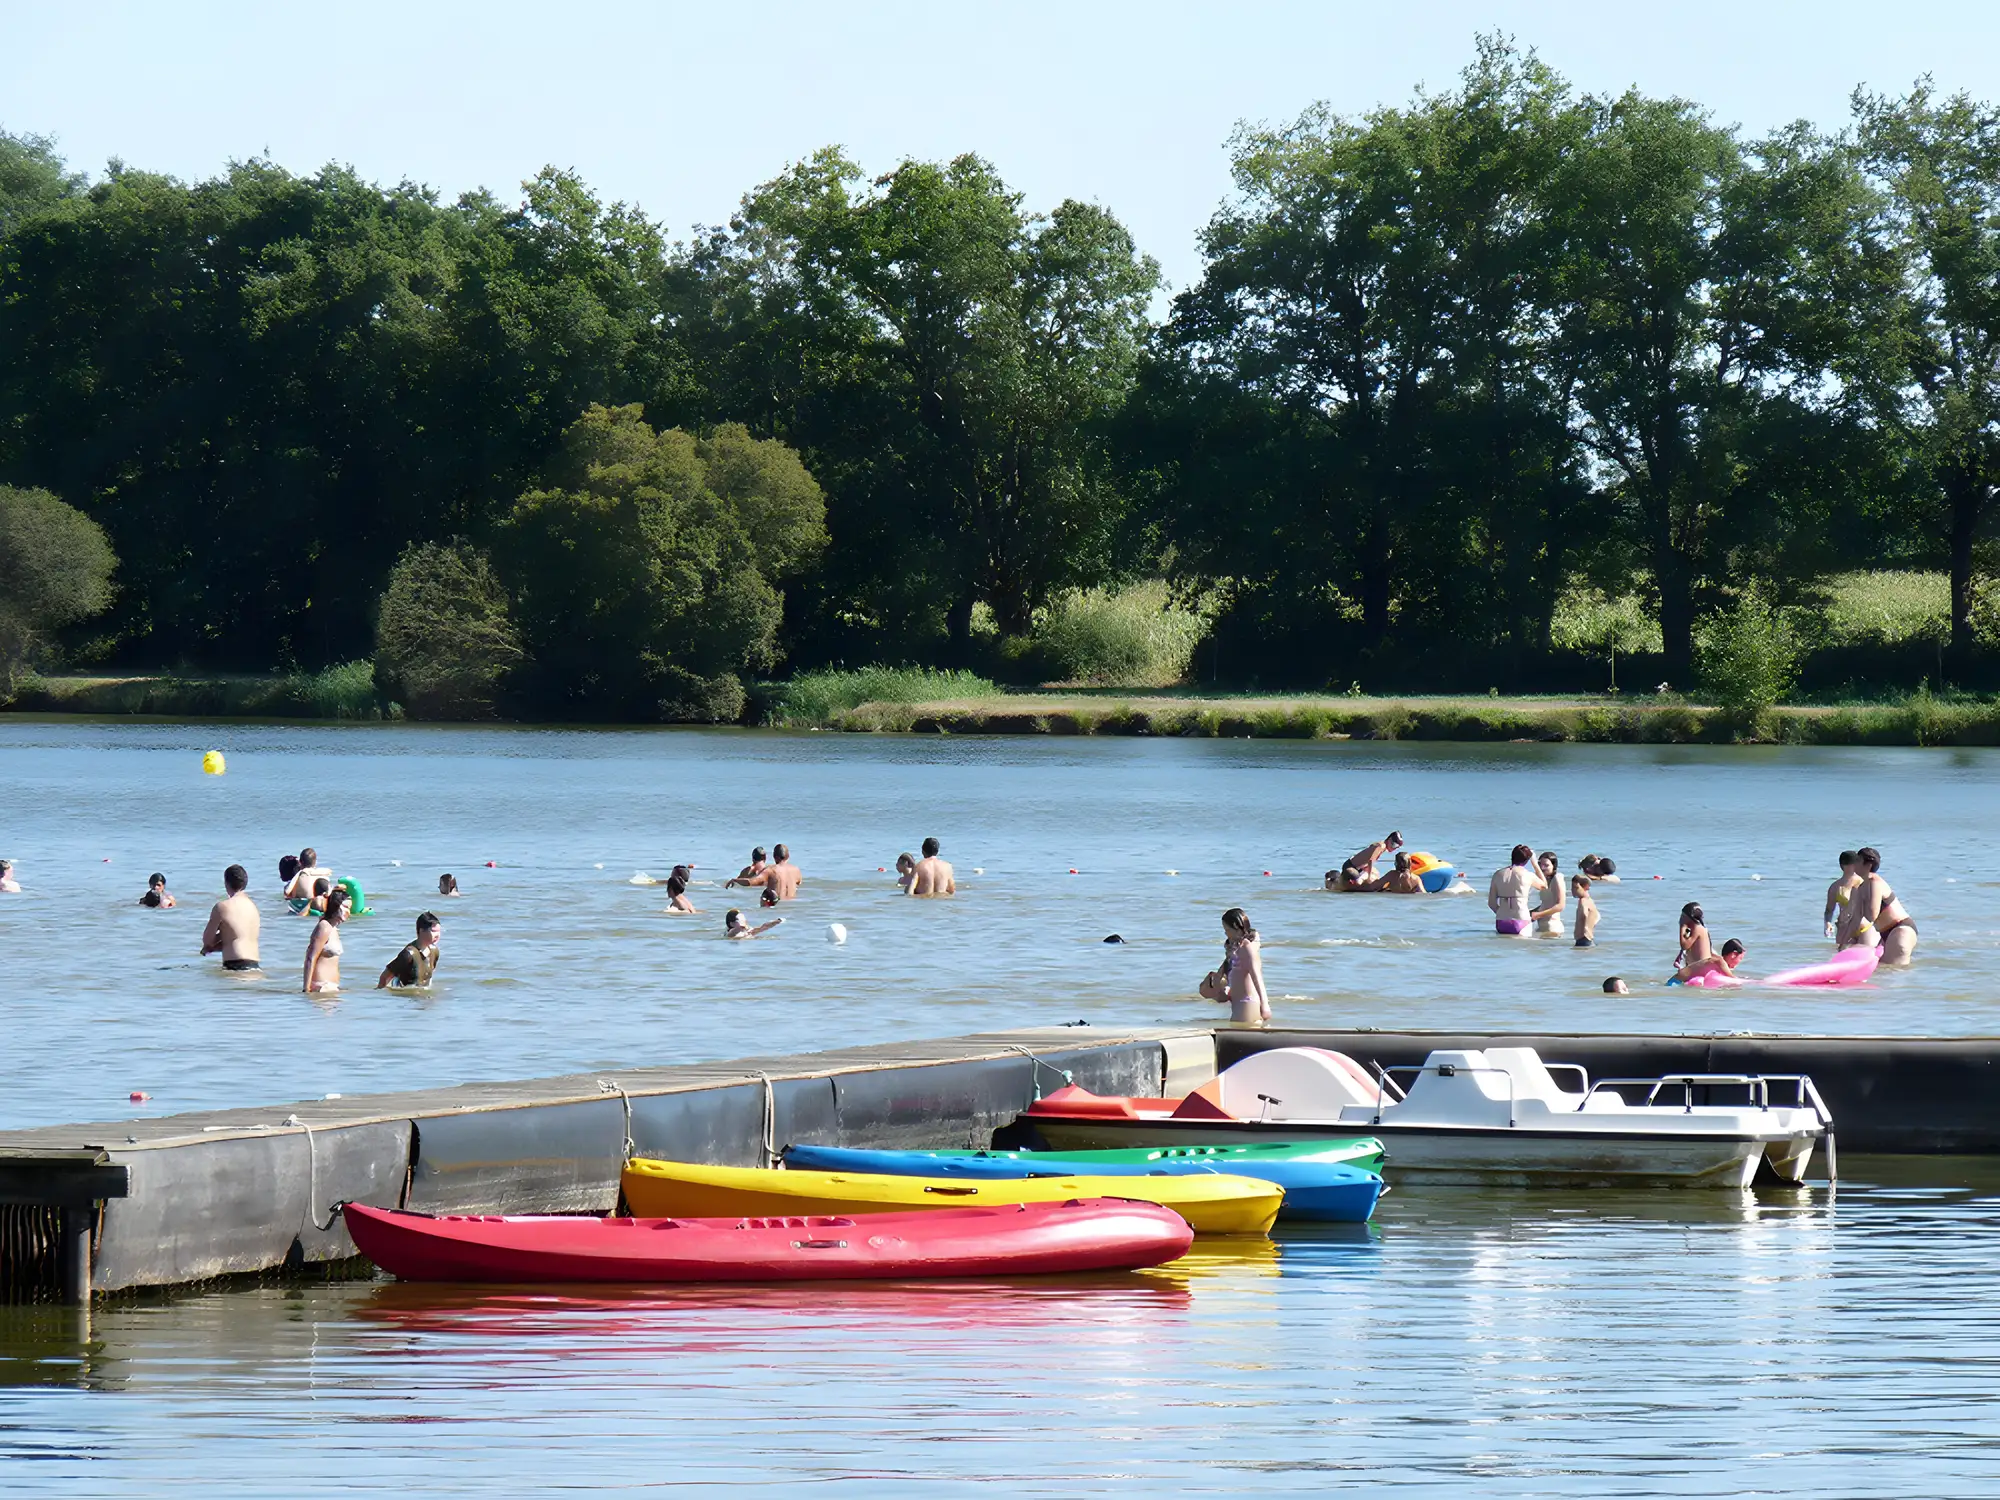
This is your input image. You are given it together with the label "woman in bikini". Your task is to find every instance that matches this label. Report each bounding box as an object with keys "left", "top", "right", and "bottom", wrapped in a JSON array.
[
  {"left": 1200, "top": 907, "right": 1270, "bottom": 1025},
  {"left": 302, "top": 885, "right": 349, "bottom": 993},
  {"left": 1531, "top": 851, "right": 1565, "bottom": 935},
  {"left": 1842, "top": 846, "right": 1917, "bottom": 963}
]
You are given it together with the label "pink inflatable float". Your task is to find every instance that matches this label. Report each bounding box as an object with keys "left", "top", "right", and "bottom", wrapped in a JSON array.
[
  {"left": 1763, "top": 943, "right": 1882, "bottom": 988},
  {"left": 1679, "top": 968, "right": 1743, "bottom": 988}
]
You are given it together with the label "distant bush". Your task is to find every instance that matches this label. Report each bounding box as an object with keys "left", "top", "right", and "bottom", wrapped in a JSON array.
[
  {"left": 1696, "top": 585, "right": 1804, "bottom": 718},
  {"left": 0, "top": 484, "right": 116, "bottom": 695},
  {"left": 374, "top": 540, "right": 525, "bottom": 719},
  {"left": 767, "top": 667, "right": 1000, "bottom": 726},
  {"left": 1024, "top": 581, "right": 1205, "bottom": 686},
  {"left": 284, "top": 660, "right": 382, "bottom": 719}
]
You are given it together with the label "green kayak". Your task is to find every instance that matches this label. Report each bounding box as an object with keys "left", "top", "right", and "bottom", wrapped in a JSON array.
[{"left": 926, "top": 1138, "right": 1387, "bottom": 1175}]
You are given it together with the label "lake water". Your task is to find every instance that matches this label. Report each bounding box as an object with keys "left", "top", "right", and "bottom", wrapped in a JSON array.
[
  {"left": 0, "top": 722, "right": 1992, "bottom": 1127},
  {"left": 2, "top": 722, "right": 1996, "bottom": 1493}
]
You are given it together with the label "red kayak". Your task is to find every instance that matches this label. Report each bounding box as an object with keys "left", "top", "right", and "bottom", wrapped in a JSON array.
[{"left": 342, "top": 1199, "right": 1194, "bottom": 1283}]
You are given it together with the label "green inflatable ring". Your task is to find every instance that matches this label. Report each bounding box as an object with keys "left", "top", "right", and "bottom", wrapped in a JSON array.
[{"left": 337, "top": 876, "right": 370, "bottom": 916}]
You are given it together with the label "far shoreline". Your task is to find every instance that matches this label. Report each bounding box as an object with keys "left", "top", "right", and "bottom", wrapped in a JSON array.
[{"left": 8, "top": 675, "right": 2000, "bottom": 748}]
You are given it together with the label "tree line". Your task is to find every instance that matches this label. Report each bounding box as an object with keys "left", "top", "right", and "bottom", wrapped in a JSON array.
[{"left": 1, "top": 38, "right": 1996, "bottom": 716}]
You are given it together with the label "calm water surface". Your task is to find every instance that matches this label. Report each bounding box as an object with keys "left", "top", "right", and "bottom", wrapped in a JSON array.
[
  {"left": 0, "top": 722, "right": 1994, "bottom": 1127},
  {"left": 3, "top": 724, "right": 1998, "bottom": 1493},
  {"left": 4, "top": 1161, "right": 1998, "bottom": 1495}
]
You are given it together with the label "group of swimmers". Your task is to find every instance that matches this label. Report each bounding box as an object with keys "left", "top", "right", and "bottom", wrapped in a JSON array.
[
  {"left": 654, "top": 838, "right": 958, "bottom": 939},
  {"left": 164, "top": 854, "right": 446, "bottom": 994},
  {"left": 1486, "top": 845, "right": 1612, "bottom": 946}
]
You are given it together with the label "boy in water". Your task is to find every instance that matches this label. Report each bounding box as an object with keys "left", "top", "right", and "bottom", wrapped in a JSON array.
[
  {"left": 378, "top": 912, "right": 443, "bottom": 988},
  {"left": 140, "top": 872, "right": 176, "bottom": 908},
  {"left": 1823, "top": 851, "right": 1859, "bottom": 939},
  {"left": 1571, "top": 875, "right": 1599, "bottom": 947},
  {"left": 0, "top": 858, "right": 21, "bottom": 892},
  {"left": 201, "top": 864, "right": 262, "bottom": 971}
]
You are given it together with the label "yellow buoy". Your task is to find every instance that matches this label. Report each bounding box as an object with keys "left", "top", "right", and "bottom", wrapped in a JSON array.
[{"left": 201, "top": 750, "right": 226, "bottom": 776}]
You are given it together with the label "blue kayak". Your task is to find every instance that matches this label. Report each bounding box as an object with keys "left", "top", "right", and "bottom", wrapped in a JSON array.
[{"left": 780, "top": 1142, "right": 1384, "bottom": 1223}]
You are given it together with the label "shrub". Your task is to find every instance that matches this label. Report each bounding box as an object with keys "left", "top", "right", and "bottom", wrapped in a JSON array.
[
  {"left": 374, "top": 540, "right": 525, "bottom": 719},
  {"left": 1026, "top": 581, "right": 1205, "bottom": 686},
  {"left": 1695, "top": 585, "right": 1804, "bottom": 717},
  {"left": 0, "top": 484, "right": 116, "bottom": 695},
  {"left": 287, "top": 660, "right": 382, "bottom": 719},
  {"left": 767, "top": 667, "right": 999, "bottom": 727}
]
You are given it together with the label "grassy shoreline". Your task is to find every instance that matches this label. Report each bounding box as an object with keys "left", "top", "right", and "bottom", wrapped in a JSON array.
[
  {"left": 804, "top": 691, "right": 2000, "bottom": 747},
  {"left": 9, "top": 674, "right": 2000, "bottom": 746}
]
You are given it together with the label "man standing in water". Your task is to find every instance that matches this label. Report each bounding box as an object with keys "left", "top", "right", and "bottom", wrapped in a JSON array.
[
  {"left": 909, "top": 837, "right": 956, "bottom": 897},
  {"left": 731, "top": 843, "right": 802, "bottom": 901},
  {"left": 378, "top": 912, "right": 443, "bottom": 988},
  {"left": 200, "top": 864, "right": 262, "bottom": 971}
]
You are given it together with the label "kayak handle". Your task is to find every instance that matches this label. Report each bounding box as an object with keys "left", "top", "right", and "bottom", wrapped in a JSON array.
[
  {"left": 793, "top": 1238, "right": 849, "bottom": 1250},
  {"left": 922, "top": 1185, "right": 981, "bottom": 1196}
]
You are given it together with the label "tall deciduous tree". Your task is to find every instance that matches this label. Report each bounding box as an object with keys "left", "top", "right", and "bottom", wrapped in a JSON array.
[
  {"left": 1855, "top": 82, "right": 2000, "bottom": 656},
  {"left": 1550, "top": 102, "right": 1882, "bottom": 678},
  {"left": 494, "top": 405, "right": 825, "bottom": 720},
  {"left": 728, "top": 151, "right": 1158, "bottom": 653}
]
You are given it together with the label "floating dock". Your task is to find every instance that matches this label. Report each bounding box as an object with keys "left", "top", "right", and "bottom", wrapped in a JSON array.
[{"left": 3, "top": 1024, "right": 1996, "bottom": 1302}]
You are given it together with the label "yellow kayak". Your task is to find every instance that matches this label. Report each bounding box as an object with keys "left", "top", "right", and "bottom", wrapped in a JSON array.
[{"left": 621, "top": 1158, "right": 1281, "bottom": 1236}]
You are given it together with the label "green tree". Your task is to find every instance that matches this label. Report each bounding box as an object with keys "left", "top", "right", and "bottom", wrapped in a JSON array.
[
  {"left": 1855, "top": 82, "right": 2000, "bottom": 657},
  {"left": 0, "top": 484, "right": 116, "bottom": 690},
  {"left": 1695, "top": 582, "right": 1805, "bottom": 717},
  {"left": 373, "top": 540, "right": 524, "bottom": 719},
  {"left": 1550, "top": 102, "right": 1884, "bottom": 679},
  {"left": 494, "top": 405, "right": 825, "bottom": 720},
  {"left": 0, "top": 131, "right": 86, "bottom": 235},
  {"left": 726, "top": 151, "right": 1158, "bottom": 655}
]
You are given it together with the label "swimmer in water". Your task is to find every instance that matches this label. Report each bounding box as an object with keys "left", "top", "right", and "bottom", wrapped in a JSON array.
[
  {"left": 1579, "top": 854, "right": 1620, "bottom": 883},
  {"left": 438, "top": 873, "right": 460, "bottom": 897},
  {"left": 1376, "top": 852, "right": 1425, "bottom": 894},
  {"left": 1345, "top": 832, "right": 1403, "bottom": 887},
  {"left": 1677, "top": 935, "right": 1745, "bottom": 986},
  {"left": 306, "top": 876, "right": 331, "bottom": 917},
  {"left": 302, "top": 885, "right": 349, "bottom": 992},
  {"left": 1603, "top": 976, "right": 1629, "bottom": 995},
  {"left": 139, "top": 872, "right": 176, "bottom": 908},
  {"left": 724, "top": 907, "right": 785, "bottom": 940},
  {"left": 1199, "top": 907, "right": 1270, "bottom": 1025},
  {"left": 894, "top": 853, "right": 917, "bottom": 892},
  {"left": 908, "top": 837, "right": 955, "bottom": 897},
  {"left": 1823, "top": 850, "right": 1859, "bottom": 940},
  {"left": 377, "top": 912, "right": 442, "bottom": 988},
  {"left": 1531, "top": 851, "right": 1564, "bottom": 934},
  {"left": 1672, "top": 902, "right": 1716, "bottom": 981},
  {"left": 1488, "top": 845, "right": 1538, "bottom": 935},
  {"left": 1843, "top": 845, "right": 1917, "bottom": 963},
  {"left": 286, "top": 847, "right": 332, "bottom": 914},
  {"left": 0, "top": 859, "right": 17, "bottom": 893},
  {"left": 728, "top": 843, "right": 801, "bottom": 902},
  {"left": 1571, "top": 875, "right": 1599, "bottom": 948},
  {"left": 663, "top": 872, "right": 699, "bottom": 913},
  {"left": 734, "top": 847, "right": 769, "bottom": 883},
  {"left": 200, "top": 864, "right": 262, "bottom": 971}
]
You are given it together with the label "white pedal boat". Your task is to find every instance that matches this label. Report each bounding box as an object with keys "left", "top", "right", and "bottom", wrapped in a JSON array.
[{"left": 1022, "top": 1046, "right": 1833, "bottom": 1189}]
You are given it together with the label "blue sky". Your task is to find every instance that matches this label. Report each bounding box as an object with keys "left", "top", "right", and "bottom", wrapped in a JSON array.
[{"left": 5, "top": 1, "right": 1996, "bottom": 291}]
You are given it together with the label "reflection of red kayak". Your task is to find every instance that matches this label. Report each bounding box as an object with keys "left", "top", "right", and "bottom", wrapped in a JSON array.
[{"left": 343, "top": 1200, "right": 1194, "bottom": 1284}]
